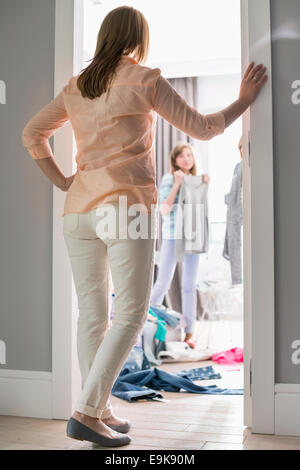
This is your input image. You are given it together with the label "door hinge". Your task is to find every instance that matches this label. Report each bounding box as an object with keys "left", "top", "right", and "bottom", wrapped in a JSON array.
[
  {"left": 249, "top": 358, "right": 252, "bottom": 396},
  {"left": 248, "top": 133, "right": 251, "bottom": 168}
]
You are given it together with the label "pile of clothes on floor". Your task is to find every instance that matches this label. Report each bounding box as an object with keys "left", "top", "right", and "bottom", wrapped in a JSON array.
[
  {"left": 110, "top": 303, "right": 244, "bottom": 403},
  {"left": 139, "top": 303, "right": 244, "bottom": 366},
  {"left": 111, "top": 345, "right": 243, "bottom": 402},
  {"left": 140, "top": 303, "right": 217, "bottom": 365}
]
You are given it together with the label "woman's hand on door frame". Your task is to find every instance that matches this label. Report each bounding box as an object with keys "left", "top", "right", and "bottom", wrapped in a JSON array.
[{"left": 238, "top": 61, "right": 268, "bottom": 107}]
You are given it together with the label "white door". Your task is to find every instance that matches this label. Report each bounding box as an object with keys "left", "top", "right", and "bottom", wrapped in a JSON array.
[{"left": 241, "top": 0, "right": 275, "bottom": 434}]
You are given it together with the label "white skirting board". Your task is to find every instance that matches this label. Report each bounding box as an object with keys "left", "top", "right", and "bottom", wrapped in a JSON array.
[
  {"left": 0, "top": 369, "right": 52, "bottom": 419},
  {"left": 275, "top": 384, "right": 300, "bottom": 436},
  {"left": 1, "top": 372, "right": 300, "bottom": 434}
]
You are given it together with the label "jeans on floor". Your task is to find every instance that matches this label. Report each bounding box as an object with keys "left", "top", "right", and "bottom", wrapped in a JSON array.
[
  {"left": 63, "top": 203, "right": 157, "bottom": 418},
  {"left": 150, "top": 239, "right": 200, "bottom": 334},
  {"left": 112, "top": 346, "right": 243, "bottom": 401},
  {"left": 112, "top": 365, "right": 243, "bottom": 401}
]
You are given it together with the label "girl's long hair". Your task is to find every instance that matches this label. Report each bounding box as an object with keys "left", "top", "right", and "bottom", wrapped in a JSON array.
[
  {"left": 169, "top": 142, "right": 197, "bottom": 175},
  {"left": 77, "top": 6, "right": 149, "bottom": 100}
]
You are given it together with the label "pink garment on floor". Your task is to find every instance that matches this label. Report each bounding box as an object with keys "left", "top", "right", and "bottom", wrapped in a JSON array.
[{"left": 211, "top": 347, "right": 243, "bottom": 371}]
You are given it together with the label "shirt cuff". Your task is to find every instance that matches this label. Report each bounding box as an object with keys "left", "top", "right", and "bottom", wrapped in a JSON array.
[
  {"left": 25, "top": 142, "right": 53, "bottom": 160},
  {"left": 205, "top": 111, "right": 226, "bottom": 136}
]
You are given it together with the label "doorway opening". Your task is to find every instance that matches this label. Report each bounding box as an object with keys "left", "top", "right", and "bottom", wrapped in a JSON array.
[{"left": 81, "top": 0, "right": 245, "bottom": 434}]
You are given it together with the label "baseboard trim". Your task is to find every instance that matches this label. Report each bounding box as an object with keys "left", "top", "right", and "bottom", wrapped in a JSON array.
[
  {"left": 275, "top": 383, "right": 300, "bottom": 436},
  {"left": 0, "top": 369, "right": 53, "bottom": 419}
]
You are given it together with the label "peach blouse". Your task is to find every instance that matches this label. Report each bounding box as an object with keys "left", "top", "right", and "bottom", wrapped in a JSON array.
[{"left": 22, "top": 55, "right": 226, "bottom": 216}]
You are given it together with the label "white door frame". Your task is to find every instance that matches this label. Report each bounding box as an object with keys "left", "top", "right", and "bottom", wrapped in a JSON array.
[
  {"left": 52, "top": 0, "right": 277, "bottom": 431},
  {"left": 52, "top": 0, "right": 84, "bottom": 419},
  {"left": 241, "top": 0, "right": 275, "bottom": 434}
]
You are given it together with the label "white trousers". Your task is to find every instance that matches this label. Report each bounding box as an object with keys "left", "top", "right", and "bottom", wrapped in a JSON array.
[{"left": 63, "top": 203, "right": 157, "bottom": 418}]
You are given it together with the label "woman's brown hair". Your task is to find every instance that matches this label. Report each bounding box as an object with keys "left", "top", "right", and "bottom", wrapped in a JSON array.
[
  {"left": 169, "top": 142, "right": 197, "bottom": 175},
  {"left": 77, "top": 6, "right": 149, "bottom": 100}
]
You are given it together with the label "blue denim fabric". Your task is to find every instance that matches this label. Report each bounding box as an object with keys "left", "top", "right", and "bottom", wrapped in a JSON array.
[
  {"left": 149, "top": 305, "right": 180, "bottom": 328},
  {"left": 112, "top": 382, "right": 164, "bottom": 402},
  {"left": 112, "top": 346, "right": 163, "bottom": 401},
  {"left": 120, "top": 346, "right": 152, "bottom": 375},
  {"left": 112, "top": 347, "right": 243, "bottom": 401},
  {"left": 113, "top": 368, "right": 243, "bottom": 397},
  {"left": 176, "top": 366, "right": 221, "bottom": 381}
]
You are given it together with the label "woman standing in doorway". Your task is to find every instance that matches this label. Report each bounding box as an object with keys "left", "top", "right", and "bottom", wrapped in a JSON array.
[
  {"left": 21, "top": 6, "right": 268, "bottom": 447},
  {"left": 150, "top": 143, "right": 209, "bottom": 348}
]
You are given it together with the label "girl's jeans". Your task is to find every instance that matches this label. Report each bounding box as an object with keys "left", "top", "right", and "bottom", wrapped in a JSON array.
[
  {"left": 63, "top": 203, "right": 157, "bottom": 419},
  {"left": 150, "top": 239, "right": 200, "bottom": 334}
]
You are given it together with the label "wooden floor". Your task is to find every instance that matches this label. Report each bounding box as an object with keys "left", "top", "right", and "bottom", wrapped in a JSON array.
[
  {"left": 1, "top": 319, "right": 300, "bottom": 450},
  {"left": 1, "top": 358, "right": 300, "bottom": 450}
]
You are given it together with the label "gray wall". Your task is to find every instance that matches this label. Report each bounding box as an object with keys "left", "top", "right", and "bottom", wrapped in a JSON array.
[
  {"left": 271, "top": 0, "right": 300, "bottom": 383},
  {"left": 0, "top": 0, "right": 55, "bottom": 371}
]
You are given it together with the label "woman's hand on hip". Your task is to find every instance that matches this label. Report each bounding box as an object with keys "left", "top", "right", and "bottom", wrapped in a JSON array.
[
  {"left": 34, "top": 156, "right": 76, "bottom": 192},
  {"left": 62, "top": 174, "right": 76, "bottom": 192}
]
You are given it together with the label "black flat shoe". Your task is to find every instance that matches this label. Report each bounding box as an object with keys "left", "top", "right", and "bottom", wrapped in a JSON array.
[
  {"left": 66, "top": 417, "right": 131, "bottom": 447},
  {"left": 105, "top": 419, "right": 131, "bottom": 433}
]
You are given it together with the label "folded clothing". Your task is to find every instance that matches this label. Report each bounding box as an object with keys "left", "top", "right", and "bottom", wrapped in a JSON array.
[{"left": 157, "top": 341, "right": 213, "bottom": 363}]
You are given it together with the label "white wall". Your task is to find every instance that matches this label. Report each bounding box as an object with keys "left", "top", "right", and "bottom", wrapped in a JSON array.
[
  {"left": 195, "top": 73, "right": 242, "bottom": 303},
  {"left": 84, "top": 0, "right": 241, "bottom": 66},
  {"left": 198, "top": 74, "right": 242, "bottom": 228}
]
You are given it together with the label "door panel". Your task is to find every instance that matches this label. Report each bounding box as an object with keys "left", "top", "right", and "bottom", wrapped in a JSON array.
[{"left": 241, "top": 0, "right": 275, "bottom": 434}]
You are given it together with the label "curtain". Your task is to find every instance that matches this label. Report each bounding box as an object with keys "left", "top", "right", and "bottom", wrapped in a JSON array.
[
  {"left": 153, "top": 76, "right": 203, "bottom": 319},
  {"left": 155, "top": 76, "right": 199, "bottom": 185}
]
